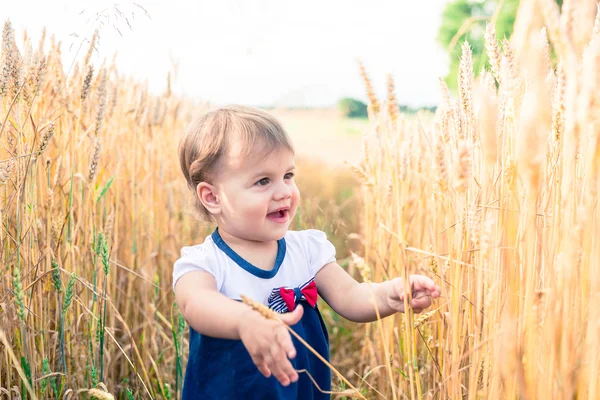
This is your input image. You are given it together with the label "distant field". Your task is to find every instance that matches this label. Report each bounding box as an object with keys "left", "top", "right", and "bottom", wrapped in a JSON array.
[{"left": 269, "top": 108, "right": 368, "bottom": 165}]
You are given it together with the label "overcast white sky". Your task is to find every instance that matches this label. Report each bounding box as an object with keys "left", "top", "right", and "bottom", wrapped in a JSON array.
[{"left": 3, "top": 0, "right": 450, "bottom": 108}]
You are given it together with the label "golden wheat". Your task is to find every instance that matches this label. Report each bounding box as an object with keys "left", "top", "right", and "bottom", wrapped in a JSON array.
[{"left": 353, "top": 5, "right": 600, "bottom": 398}]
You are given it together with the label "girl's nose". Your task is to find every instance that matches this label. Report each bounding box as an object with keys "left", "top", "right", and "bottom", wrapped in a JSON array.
[{"left": 273, "top": 181, "right": 292, "bottom": 200}]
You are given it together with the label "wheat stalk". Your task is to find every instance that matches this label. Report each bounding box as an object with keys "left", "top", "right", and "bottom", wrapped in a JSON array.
[
  {"left": 88, "top": 138, "right": 101, "bottom": 182},
  {"left": 88, "top": 388, "right": 115, "bottom": 400},
  {"left": 386, "top": 73, "right": 399, "bottom": 127},
  {"left": 0, "top": 158, "right": 15, "bottom": 184},
  {"left": 358, "top": 59, "right": 380, "bottom": 116},
  {"left": 485, "top": 22, "right": 502, "bottom": 85},
  {"left": 95, "top": 69, "right": 107, "bottom": 136},
  {"left": 81, "top": 64, "right": 94, "bottom": 101}
]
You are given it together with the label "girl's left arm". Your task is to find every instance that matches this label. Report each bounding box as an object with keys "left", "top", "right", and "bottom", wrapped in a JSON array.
[{"left": 315, "top": 262, "right": 440, "bottom": 323}]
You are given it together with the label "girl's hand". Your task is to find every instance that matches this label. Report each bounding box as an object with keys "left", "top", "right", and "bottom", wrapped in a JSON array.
[
  {"left": 238, "top": 304, "right": 304, "bottom": 387},
  {"left": 386, "top": 275, "right": 441, "bottom": 313}
]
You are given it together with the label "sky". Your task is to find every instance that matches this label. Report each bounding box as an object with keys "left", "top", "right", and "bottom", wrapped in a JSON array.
[{"left": 3, "top": 0, "right": 450, "bottom": 108}]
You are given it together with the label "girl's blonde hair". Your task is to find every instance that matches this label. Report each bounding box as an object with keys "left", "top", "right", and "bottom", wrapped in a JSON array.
[{"left": 178, "top": 105, "right": 294, "bottom": 220}]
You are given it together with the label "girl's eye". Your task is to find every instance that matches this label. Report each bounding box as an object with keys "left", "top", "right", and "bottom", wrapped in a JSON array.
[
  {"left": 284, "top": 172, "right": 295, "bottom": 180},
  {"left": 256, "top": 178, "right": 270, "bottom": 186}
]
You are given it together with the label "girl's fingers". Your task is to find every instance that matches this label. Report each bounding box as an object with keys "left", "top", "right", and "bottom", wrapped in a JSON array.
[
  {"left": 280, "top": 304, "right": 304, "bottom": 326},
  {"left": 272, "top": 366, "right": 291, "bottom": 386},
  {"left": 410, "top": 275, "right": 441, "bottom": 299},
  {"left": 265, "top": 352, "right": 286, "bottom": 385},
  {"left": 410, "top": 275, "right": 435, "bottom": 292},
  {"left": 255, "top": 361, "right": 271, "bottom": 378},
  {"left": 269, "top": 345, "right": 297, "bottom": 386},
  {"left": 276, "top": 327, "right": 296, "bottom": 359},
  {"left": 410, "top": 295, "right": 432, "bottom": 310},
  {"left": 279, "top": 356, "right": 298, "bottom": 384}
]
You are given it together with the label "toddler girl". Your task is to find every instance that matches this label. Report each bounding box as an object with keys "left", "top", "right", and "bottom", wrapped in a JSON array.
[{"left": 173, "top": 105, "right": 440, "bottom": 399}]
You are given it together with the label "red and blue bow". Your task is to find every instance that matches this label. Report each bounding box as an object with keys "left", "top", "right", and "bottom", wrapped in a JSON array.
[{"left": 267, "top": 278, "right": 318, "bottom": 313}]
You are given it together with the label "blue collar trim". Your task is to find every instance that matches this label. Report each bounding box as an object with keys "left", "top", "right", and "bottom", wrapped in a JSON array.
[{"left": 211, "top": 228, "right": 286, "bottom": 279}]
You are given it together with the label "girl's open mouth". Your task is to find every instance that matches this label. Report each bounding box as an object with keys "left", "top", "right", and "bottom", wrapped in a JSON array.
[{"left": 266, "top": 209, "right": 288, "bottom": 223}]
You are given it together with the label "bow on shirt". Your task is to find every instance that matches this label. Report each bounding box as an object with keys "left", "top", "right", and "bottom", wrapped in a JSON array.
[{"left": 279, "top": 280, "right": 317, "bottom": 312}]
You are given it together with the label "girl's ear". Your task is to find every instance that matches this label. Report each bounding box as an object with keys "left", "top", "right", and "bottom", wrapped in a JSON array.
[{"left": 196, "top": 182, "right": 220, "bottom": 215}]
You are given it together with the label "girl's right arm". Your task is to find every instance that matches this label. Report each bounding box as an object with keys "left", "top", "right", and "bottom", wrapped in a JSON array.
[
  {"left": 175, "top": 270, "right": 253, "bottom": 339},
  {"left": 174, "top": 271, "right": 303, "bottom": 386}
]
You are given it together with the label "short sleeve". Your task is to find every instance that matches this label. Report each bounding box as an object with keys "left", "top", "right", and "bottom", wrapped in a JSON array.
[
  {"left": 172, "top": 245, "right": 223, "bottom": 291},
  {"left": 304, "top": 229, "right": 336, "bottom": 276}
]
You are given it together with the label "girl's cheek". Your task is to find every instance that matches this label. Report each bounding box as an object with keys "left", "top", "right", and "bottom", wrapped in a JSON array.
[{"left": 291, "top": 181, "right": 300, "bottom": 196}]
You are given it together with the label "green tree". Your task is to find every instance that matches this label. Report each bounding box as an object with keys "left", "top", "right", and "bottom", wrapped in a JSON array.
[
  {"left": 437, "top": 0, "right": 561, "bottom": 92},
  {"left": 338, "top": 97, "right": 368, "bottom": 118}
]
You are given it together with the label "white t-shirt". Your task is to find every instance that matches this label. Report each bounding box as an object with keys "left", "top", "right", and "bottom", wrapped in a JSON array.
[{"left": 172, "top": 229, "right": 336, "bottom": 312}]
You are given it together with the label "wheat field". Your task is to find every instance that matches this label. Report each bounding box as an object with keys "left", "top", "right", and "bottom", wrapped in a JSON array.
[
  {"left": 347, "top": 2, "right": 600, "bottom": 398},
  {"left": 1, "top": 1, "right": 600, "bottom": 399}
]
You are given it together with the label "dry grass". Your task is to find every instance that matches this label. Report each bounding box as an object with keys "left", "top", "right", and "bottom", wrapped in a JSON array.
[
  {"left": 0, "top": 18, "right": 204, "bottom": 398},
  {"left": 344, "top": 3, "right": 600, "bottom": 399}
]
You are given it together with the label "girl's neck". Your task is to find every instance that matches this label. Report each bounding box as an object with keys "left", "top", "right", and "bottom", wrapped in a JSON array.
[
  {"left": 216, "top": 226, "right": 280, "bottom": 272},
  {"left": 216, "top": 226, "right": 276, "bottom": 250}
]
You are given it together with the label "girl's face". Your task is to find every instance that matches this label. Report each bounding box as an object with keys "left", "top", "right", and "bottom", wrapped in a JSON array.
[{"left": 209, "top": 145, "right": 300, "bottom": 242}]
